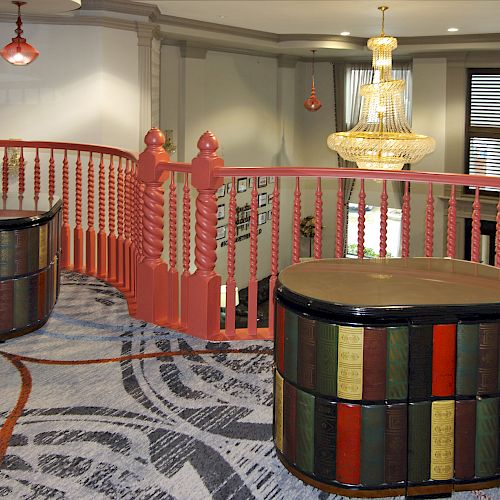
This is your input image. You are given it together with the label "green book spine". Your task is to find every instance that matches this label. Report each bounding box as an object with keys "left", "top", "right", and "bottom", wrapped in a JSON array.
[
  {"left": 295, "top": 387, "right": 315, "bottom": 474},
  {"left": 361, "top": 405, "right": 385, "bottom": 486},
  {"left": 408, "top": 401, "right": 431, "bottom": 483},
  {"left": 409, "top": 325, "right": 433, "bottom": 400},
  {"left": 284, "top": 308, "right": 298, "bottom": 384},
  {"left": 386, "top": 326, "right": 409, "bottom": 401},
  {"left": 315, "top": 321, "right": 338, "bottom": 396},
  {"left": 26, "top": 226, "right": 39, "bottom": 273},
  {"left": 0, "top": 229, "right": 15, "bottom": 277},
  {"left": 475, "top": 397, "right": 499, "bottom": 478},
  {"left": 456, "top": 323, "right": 479, "bottom": 396}
]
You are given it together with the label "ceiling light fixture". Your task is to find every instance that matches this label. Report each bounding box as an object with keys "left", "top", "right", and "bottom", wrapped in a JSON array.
[
  {"left": 340, "top": 31, "right": 351, "bottom": 36},
  {"left": 447, "top": 27, "right": 459, "bottom": 32},
  {"left": 304, "top": 49, "right": 322, "bottom": 112},
  {"left": 1, "top": 1, "right": 39, "bottom": 66},
  {"left": 327, "top": 6, "right": 435, "bottom": 170}
]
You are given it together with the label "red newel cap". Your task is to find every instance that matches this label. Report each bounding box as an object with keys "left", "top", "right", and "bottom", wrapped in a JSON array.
[
  {"left": 197, "top": 131, "right": 219, "bottom": 157},
  {"left": 144, "top": 128, "right": 165, "bottom": 148}
]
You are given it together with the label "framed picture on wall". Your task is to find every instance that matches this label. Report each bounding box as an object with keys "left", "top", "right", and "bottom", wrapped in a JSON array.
[
  {"left": 258, "top": 212, "right": 267, "bottom": 225},
  {"left": 258, "top": 193, "right": 267, "bottom": 207},
  {"left": 269, "top": 176, "right": 275, "bottom": 184},
  {"left": 227, "top": 182, "right": 233, "bottom": 194},
  {"left": 237, "top": 177, "right": 247, "bottom": 193},
  {"left": 248, "top": 177, "right": 253, "bottom": 188},
  {"left": 216, "top": 225, "right": 226, "bottom": 240},
  {"left": 268, "top": 210, "right": 272, "bottom": 220},
  {"left": 258, "top": 176, "right": 267, "bottom": 188},
  {"left": 216, "top": 184, "right": 226, "bottom": 198},
  {"left": 268, "top": 193, "right": 273, "bottom": 204},
  {"left": 217, "top": 204, "right": 225, "bottom": 220}
]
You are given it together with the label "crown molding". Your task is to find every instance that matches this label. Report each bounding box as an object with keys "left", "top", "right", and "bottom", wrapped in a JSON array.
[{"left": 80, "top": 0, "right": 159, "bottom": 18}]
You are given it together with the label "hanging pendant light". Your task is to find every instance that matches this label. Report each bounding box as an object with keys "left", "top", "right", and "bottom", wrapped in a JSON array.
[
  {"left": 327, "top": 6, "right": 435, "bottom": 170},
  {"left": 1, "top": 2, "right": 39, "bottom": 66},
  {"left": 304, "top": 50, "right": 322, "bottom": 112}
]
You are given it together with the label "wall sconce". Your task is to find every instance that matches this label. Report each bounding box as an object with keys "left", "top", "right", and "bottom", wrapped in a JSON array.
[{"left": 1, "top": 1, "right": 39, "bottom": 66}]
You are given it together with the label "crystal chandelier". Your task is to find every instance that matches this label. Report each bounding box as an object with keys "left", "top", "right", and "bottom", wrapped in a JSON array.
[{"left": 327, "top": 6, "right": 435, "bottom": 170}]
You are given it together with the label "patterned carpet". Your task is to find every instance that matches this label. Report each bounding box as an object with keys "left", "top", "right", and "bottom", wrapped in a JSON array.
[{"left": 0, "top": 273, "right": 497, "bottom": 499}]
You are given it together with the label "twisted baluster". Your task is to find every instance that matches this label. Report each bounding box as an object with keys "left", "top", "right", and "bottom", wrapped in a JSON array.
[
  {"left": 34, "top": 148, "right": 40, "bottom": 200},
  {"left": 379, "top": 180, "right": 388, "bottom": 258},
  {"left": 86, "top": 152, "right": 96, "bottom": 275},
  {"left": 49, "top": 148, "right": 55, "bottom": 201},
  {"left": 139, "top": 181, "right": 145, "bottom": 261},
  {"left": 194, "top": 190, "right": 218, "bottom": 272},
  {"left": 471, "top": 186, "right": 481, "bottom": 263},
  {"left": 446, "top": 185, "right": 456, "bottom": 259},
  {"left": 2, "top": 147, "right": 8, "bottom": 199},
  {"left": 402, "top": 181, "right": 411, "bottom": 257},
  {"left": 424, "top": 183, "right": 434, "bottom": 258},
  {"left": 335, "top": 179, "right": 344, "bottom": 258},
  {"left": 18, "top": 147, "right": 25, "bottom": 197},
  {"left": 357, "top": 179, "right": 366, "bottom": 259},
  {"left": 117, "top": 158, "right": 124, "bottom": 240},
  {"left": 268, "top": 177, "right": 281, "bottom": 335},
  {"left": 314, "top": 177, "right": 323, "bottom": 259},
  {"left": 292, "top": 177, "right": 301, "bottom": 264},
  {"left": 225, "top": 177, "right": 237, "bottom": 335},
  {"left": 61, "top": 149, "right": 70, "bottom": 268},
  {"left": 108, "top": 155, "right": 115, "bottom": 236},
  {"left": 182, "top": 173, "right": 191, "bottom": 276},
  {"left": 124, "top": 160, "right": 131, "bottom": 242},
  {"left": 75, "top": 151, "right": 82, "bottom": 230},
  {"left": 248, "top": 178, "right": 259, "bottom": 334},
  {"left": 98, "top": 154, "right": 106, "bottom": 235},
  {"left": 169, "top": 174, "right": 177, "bottom": 269}
]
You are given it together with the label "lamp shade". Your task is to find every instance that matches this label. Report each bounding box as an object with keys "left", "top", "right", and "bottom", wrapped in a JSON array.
[{"left": 1, "top": 38, "right": 38, "bottom": 65}]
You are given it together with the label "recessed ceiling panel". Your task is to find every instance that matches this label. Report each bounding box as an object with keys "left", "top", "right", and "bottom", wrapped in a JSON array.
[{"left": 0, "top": 0, "right": 81, "bottom": 14}]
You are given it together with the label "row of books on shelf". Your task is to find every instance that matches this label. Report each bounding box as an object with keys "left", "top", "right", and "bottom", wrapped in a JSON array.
[
  {"left": 275, "top": 305, "right": 500, "bottom": 401},
  {"left": 275, "top": 371, "right": 500, "bottom": 487}
]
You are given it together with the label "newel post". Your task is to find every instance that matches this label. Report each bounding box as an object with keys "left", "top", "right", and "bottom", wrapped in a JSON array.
[
  {"left": 188, "top": 131, "right": 224, "bottom": 339},
  {"left": 136, "top": 128, "right": 170, "bottom": 324}
]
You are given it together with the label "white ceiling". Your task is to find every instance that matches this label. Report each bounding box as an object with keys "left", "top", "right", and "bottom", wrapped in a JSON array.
[
  {"left": 136, "top": 1, "right": 500, "bottom": 38},
  {"left": 0, "top": 0, "right": 81, "bottom": 14}
]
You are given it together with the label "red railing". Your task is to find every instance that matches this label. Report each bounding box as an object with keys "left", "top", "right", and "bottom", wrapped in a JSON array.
[{"left": 4, "top": 129, "right": 500, "bottom": 342}]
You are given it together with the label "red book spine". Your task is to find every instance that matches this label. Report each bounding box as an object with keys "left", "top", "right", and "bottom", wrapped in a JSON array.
[
  {"left": 336, "top": 403, "right": 361, "bottom": 485},
  {"left": 432, "top": 324, "right": 456, "bottom": 397},
  {"left": 362, "top": 327, "right": 387, "bottom": 400},
  {"left": 275, "top": 304, "right": 285, "bottom": 374}
]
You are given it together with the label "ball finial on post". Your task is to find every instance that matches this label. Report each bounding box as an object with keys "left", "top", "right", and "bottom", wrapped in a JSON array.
[
  {"left": 144, "top": 128, "right": 165, "bottom": 149},
  {"left": 197, "top": 131, "right": 219, "bottom": 158}
]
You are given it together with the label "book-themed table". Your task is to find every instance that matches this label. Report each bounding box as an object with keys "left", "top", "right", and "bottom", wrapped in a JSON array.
[
  {"left": 0, "top": 194, "right": 61, "bottom": 340},
  {"left": 274, "top": 257, "right": 500, "bottom": 498}
]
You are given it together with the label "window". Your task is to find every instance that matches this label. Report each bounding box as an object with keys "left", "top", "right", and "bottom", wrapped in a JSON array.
[{"left": 466, "top": 69, "right": 500, "bottom": 191}]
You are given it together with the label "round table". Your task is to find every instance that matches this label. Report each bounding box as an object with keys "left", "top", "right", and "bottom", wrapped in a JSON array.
[
  {"left": 0, "top": 194, "right": 62, "bottom": 340},
  {"left": 273, "top": 257, "right": 500, "bottom": 498}
]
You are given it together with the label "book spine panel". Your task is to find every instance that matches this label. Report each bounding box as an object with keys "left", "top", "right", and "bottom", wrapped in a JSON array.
[
  {"left": 26, "top": 272, "right": 39, "bottom": 325},
  {"left": 362, "top": 327, "right": 387, "bottom": 401},
  {"left": 338, "top": 326, "right": 364, "bottom": 400},
  {"left": 283, "top": 380, "right": 297, "bottom": 465},
  {"left": 430, "top": 400, "right": 455, "bottom": 480},
  {"left": 432, "top": 324, "right": 456, "bottom": 397},
  {"left": 314, "top": 397, "right": 337, "bottom": 480},
  {"left": 456, "top": 323, "right": 479, "bottom": 396},
  {"left": 336, "top": 403, "right": 361, "bottom": 485},
  {"left": 27, "top": 226, "right": 39, "bottom": 274},
  {"left": 386, "top": 326, "right": 409, "bottom": 401},
  {"left": 0, "top": 280, "right": 14, "bottom": 332},
  {"left": 295, "top": 387, "right": 315, "bottom": 474},
  {"left": 14, "top": 229, "right": 29, "bottom": 276},
  {"left": 0, "top": 230, "right": 15, "bottom": 277},
  {"left": 408, "top": 401, "right": 431, "bottom": 483},
  {"left": 454, "top": 399, "right": 476, "bottom": 480},
  {"left": 39, "top": 222, "right": 48, "bottom": 269},
  {"left": 37, "top": 269, "right": 46, "bottom": 321},
  {"left": 385, "top": 403, "right": 407, "bottom": 484},
  {"left": 315, "top": 322, "right": 338, "bottom": 397},
  {"left": 478, "top": 322, "right": 499, "bottom": 395},
  {"left": 297, "top": 317, "right": 316, "bottom": 390},
  {"left": 475, "top": 396, "right": 499, "bottom": 478},
  {"left": 284, "top": 308, "right": 298, "bottom": 384},
  {"left": 275, "top": 304, "right": 285, "bottom": 374},
  {"left": 409, "top": 325, "right": 433, "bottom": 400},
  {"left": 360, "top": 404, "right": 385, "bottom": 486},
  {"left": 274, "top": 369, "right": 284, "bottom": 453},
  {"left": 13, "top": 277, "right": 29, "bottom": 329}
]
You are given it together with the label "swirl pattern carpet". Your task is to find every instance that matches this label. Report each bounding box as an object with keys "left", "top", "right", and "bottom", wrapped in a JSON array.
[{"left": 0, "top": 272, "right": 495, "bottom": 499}]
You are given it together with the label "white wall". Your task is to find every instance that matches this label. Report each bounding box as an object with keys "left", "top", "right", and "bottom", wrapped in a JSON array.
[{"left": 0, "top": 23, "right": 140, "bottom": 151}]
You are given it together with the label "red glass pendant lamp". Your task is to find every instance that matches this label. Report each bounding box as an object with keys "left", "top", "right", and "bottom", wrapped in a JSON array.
[
  {"left": 304, "top": 49, "right": 322, "bottom": 112},
  {"left": 1, "top": 1, "right": 39, "bottom": 66}
]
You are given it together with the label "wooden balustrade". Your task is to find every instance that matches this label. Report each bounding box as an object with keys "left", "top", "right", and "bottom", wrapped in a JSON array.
[{"left": 3, "top": 130, "right": 500, "bottom": 342}]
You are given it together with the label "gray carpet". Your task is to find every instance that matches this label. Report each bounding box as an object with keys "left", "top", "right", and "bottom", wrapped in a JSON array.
[{"left": 0, "top": 272, "right": 496, "bottom": 499}]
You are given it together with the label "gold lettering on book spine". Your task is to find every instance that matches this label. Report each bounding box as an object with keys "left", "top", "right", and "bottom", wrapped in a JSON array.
[
  {"left": 39, "top": 223, "right": 48, "bottom": 268},
  {"left": 337, "top": 325, "right": 364, "bottom": 399},
  {"left": 430, "top": 400, "right": 454, "bottom": 480}
]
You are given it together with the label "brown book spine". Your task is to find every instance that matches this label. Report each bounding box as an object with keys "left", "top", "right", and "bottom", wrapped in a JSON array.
[
  {"left": 478, "top": 322, "right": 499, "bottom": 395},
  {"left": 275, "top": 304, "right": 285, "bottom": 374},
  {"left": 297, "top": 317, "right": 316, "bottom": 390},
  {"left": 455, "top": 399, "right": 476, "bottom": 480},
  {"left": 0, "top": 280, "right": 14, "bottom": 333},
  {"left": 385, "top": 403, "right": 407, "bottom": 484},
  {"left": 362, "top": 327, "right": 387, "bottom": 401},
  {"left": 14, "top": 229, "right": 29, "bottom": 276},
  {"left": 283, "top": 380, "right": 297, "bottom": 465}
]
